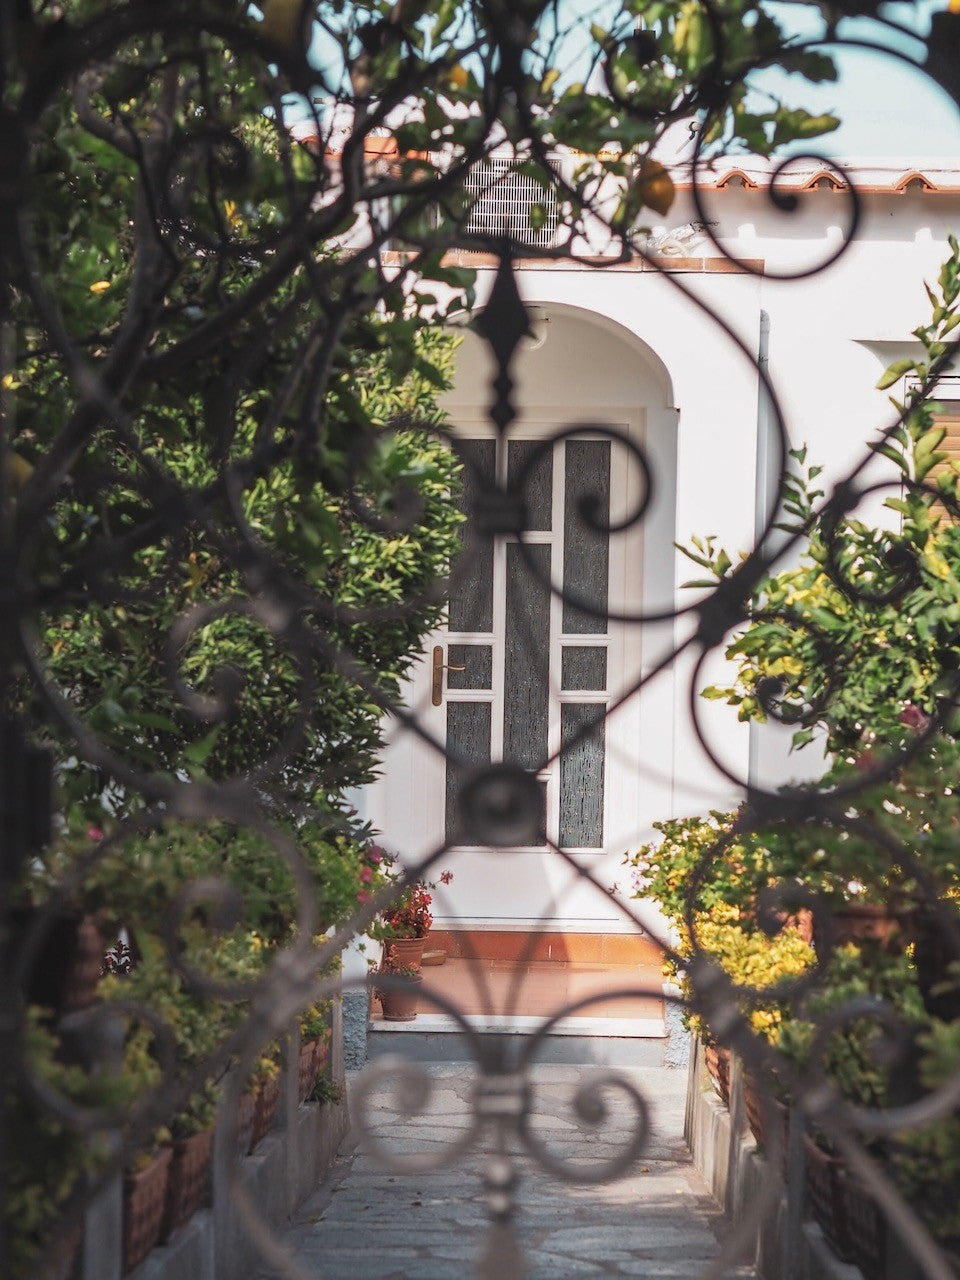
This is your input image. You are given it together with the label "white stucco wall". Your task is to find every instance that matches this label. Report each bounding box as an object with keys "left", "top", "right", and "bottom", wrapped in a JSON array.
[{"left": 364, "top": 180, "right": 960, "bottom": 931}]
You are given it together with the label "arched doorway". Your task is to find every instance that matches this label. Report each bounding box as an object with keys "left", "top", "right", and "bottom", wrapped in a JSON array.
[{"left": 369, "top": 301, "right": 680, "bottom": 949}]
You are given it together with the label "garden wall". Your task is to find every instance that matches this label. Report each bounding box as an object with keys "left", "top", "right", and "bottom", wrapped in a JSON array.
[
  {"left": 81, "top": 1002, "right": 350, "bottom": 1280},
  {"left": 684, "top": 1036, "right": 924, "bottom": 1280}
]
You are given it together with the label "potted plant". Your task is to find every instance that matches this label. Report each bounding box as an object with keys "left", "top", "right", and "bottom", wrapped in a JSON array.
[
  {"left": 298, "top": 1001, "right": 332, "bottom": 1104},
  {"left": 374, "top": 947, "right": 423, "bottom": 1022},
  {"left": 380, "top": 864, "right": 453, "bottom": 972},
  {"left": 8, "top": 811, "right": 124, "bottom": 1007},
  {"left": 775, "top": 945, "right": 931, "bottom": 1269},
  {"left": 627, "top": 815, "right": 814, "bottom": 1115},
  {"left": 158, "top": 1087, "right": 218, "bottom": 1243},
  {"left": 123, "top": 1136, "right": 173, "bottom": 1275},
  {"left": 4, "top": 1007, "right": 129, "bottom": 1280},
  {"left": 755, "top": 742, "right": 960, "bottom": 955},
  {"left": 887, "top": 1019, "right": 960, "bottom": 1267},
  {"left": 248, "top": 1048, "right": 283, "bottom": 1152},
  {"left": 693, "top": 919, "right": 814, "bottom": 1119},
  {"left": 626, "top": 810, "right": 776, "bottom": 929}
]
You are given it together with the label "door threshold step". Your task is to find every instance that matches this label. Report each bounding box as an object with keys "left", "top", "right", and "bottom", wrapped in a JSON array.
[
  {"left": 369, "top": 1013, "right": 666, "bottom": 1038},
  {"left": 366, "top": 1027, "right": 671, "bottom": 1067}
]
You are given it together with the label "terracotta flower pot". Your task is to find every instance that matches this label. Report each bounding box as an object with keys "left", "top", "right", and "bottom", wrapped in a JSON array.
[
  {"left": 838, "top": 1170, "right": 885, "bottom": 1280},
  {"left": 50, "top": 1222, "right": 82, "bottom": 1280},
  {"left": 704, "top": 1040, "right": 730, "bottom": 1107},
  {"left": 8, "top": 910, "right": 103, "bottom": 1015},
  {"left": 250, "top": 1076, "right": 281, "bottom": 1151},
  {"left": 377, "top": 974, "right": 422, "bottom": 1022},
  {"left": 235, "top": 1089, "right": 257, "bottom": 1159},
  {"left": 816, "top": 903, "right": 907, "bottom": 954},
  {"left": 743, "top": 1077, "right": 789, "bottom": 1170},
  {"left": 802, "top": 1135, "right": 852, "bottom": 1262},
  {"left": 123, "top": 1146, "right": 172, "bottom": 1275},
  {"left": 388, "top": 936, "right": 426, "bottom": 971},
  {"left": 912, "top": 907, "right": 960, "bottom": 1022},
  {"left": 298, "top": 1038, "right": 323, "bottom": 1104},
  {"left": 158, "top": 1127, "right": 214, "bottom": 1243}
]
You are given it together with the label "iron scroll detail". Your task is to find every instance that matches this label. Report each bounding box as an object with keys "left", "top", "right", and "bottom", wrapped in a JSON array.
[{"left": 1, "top": 2, "right": 960, "bottom": 1279}]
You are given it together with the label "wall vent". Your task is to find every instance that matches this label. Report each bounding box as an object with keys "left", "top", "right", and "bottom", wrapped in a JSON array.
[{"left": 464, "top": 155, "right": 560, "bottom": 247}]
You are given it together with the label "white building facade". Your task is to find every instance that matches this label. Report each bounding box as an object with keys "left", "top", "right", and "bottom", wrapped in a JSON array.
[{"left": 363, "top": 158, "right": 960, "bottom": 953}]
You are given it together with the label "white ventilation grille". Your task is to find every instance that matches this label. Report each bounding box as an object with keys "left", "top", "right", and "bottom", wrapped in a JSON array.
[{"left": 464, "top": 155, "right": 560, "bottom": 247}]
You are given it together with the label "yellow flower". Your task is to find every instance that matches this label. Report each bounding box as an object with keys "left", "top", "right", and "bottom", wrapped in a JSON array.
[
  {"left": 447, "top": 65, "right": 469, "bottom": 91},
  {"left": 89, "top": 280, "right": 111, "bottom": 295},
  {"left": 1, "top": 374, "right": 21, "bottom": 390}
]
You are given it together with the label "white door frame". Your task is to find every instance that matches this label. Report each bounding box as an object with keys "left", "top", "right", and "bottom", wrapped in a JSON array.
[{"left": 374, "top": 405, "right": 657, "bottom": 931}]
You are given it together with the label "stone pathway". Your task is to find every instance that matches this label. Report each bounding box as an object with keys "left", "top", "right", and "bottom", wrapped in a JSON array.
[{"left": 257, "top": 1062, "right": 753, "bottom": 1280}]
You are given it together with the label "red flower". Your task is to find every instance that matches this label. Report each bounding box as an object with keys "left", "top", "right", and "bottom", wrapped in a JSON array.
[
  {"left": 439, "top": 870, "right": 453, "bottom": 885},
  {"left": 357, "top": 890, "right": 371, "bottom": 905},
  {"left": 360, "top": 867, "right": 373, "bottom": 883}
]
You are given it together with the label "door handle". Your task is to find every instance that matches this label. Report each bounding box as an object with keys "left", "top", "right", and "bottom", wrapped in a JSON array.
[{"left": 431, "top": 646, "right": 466, "bottom": 706}]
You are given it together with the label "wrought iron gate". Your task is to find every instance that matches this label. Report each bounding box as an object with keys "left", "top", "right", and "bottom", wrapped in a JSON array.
[{"left": 2, "top": 1, "right": 960, "bottom": 1277}]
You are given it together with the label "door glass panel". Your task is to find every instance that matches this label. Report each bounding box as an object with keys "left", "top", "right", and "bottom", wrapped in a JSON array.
[
  {"left": 507, "top": 439, "right": 553, "bottom": 531},
  {"left": 503, "top": 542, "right": 550, "bottom": 770},
  {"left": 449, "top": 438, "right": 495, "bottom": 633},
  {"left": 445, "top": 701, "right": 492, "bottom": 841},
  {"left": 559, "top": 703, "right": 605, "bottom": 848},
  {"left": 562, "top": 440, "right": 610, "bottom": 634},
  {"left": 447, "top": 644, "right": 493, "bottom": 690},
  {"left": 561, "top": 646, "right": 607, "bottom": 691}
]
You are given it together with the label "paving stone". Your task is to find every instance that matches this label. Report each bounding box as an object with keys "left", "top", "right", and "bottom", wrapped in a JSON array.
[{"left": 255, "top": 1064, "right": 755, "bottom": 1280}]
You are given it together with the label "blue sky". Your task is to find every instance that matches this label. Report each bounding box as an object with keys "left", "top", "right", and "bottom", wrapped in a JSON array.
[{"left": 756, "top": 1, "right": 958, "bottom": 158}]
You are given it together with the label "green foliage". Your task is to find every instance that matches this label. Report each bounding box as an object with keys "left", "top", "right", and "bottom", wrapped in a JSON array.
[
  {"left": 299, "top": 1000, "right": 333, "bottom": 1044},
  {"left": 891, "top": 1020, "right": 960, "bottom": 1241},
  {"left": 8, "top": 74, "right": 464, "bottom": 826},
  {"left": 777, "top": 946, "right": 928, "bottom": 1110},
  {"left": 681, "top": 917, "right": 815, "bottom": 1047},
  {"left": 44, "top": 819, "right": 395, "bottom": 945},
  {"left": 681, "top": 240, "right": 960, "bottom": 756},
  {"left": 307, "top": 1074, "right": 342, "bottom": 1107},
  {"left": 626, "top": 810, "right": 776, "bottom": 926},
  {"left": 3, "top": 1007, "right": 158, "bottom": 1277},
  {"left": 627, "top": 812, "right": 815, "bottom": 1047},
  {"left": 22, "top": 343, "right": 463, "bottom": 818},
  {"left": 759, "top": 738, "right": 960, "bottom": 907}
]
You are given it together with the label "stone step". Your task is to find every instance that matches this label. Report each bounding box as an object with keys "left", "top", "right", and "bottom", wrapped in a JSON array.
[
  {"left": 428, "top": 928, "right": 663, "bottom": 967},
  {"left": 366, "top": 1026, "right": 671, "bottom": 1067}
]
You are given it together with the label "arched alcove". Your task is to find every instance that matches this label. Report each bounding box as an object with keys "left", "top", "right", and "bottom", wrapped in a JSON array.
[{"left": 365, "top": 300, "right": 684, "bottom": 938}]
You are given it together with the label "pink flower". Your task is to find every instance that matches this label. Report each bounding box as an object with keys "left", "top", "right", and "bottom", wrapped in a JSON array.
[
  {"left": 360, "top": 867, "right": 373, "bottom": 883},
  {"left": 88, "top": 827, "right": 103, "bottom": 842},
  {"left": 357, "top": 890, "right": 371, "bottom": 905}
]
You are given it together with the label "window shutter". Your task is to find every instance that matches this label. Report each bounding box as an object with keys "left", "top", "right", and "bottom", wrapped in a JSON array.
[{"left": 929, "top": 401, "right": 960, "bottom": 519}]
